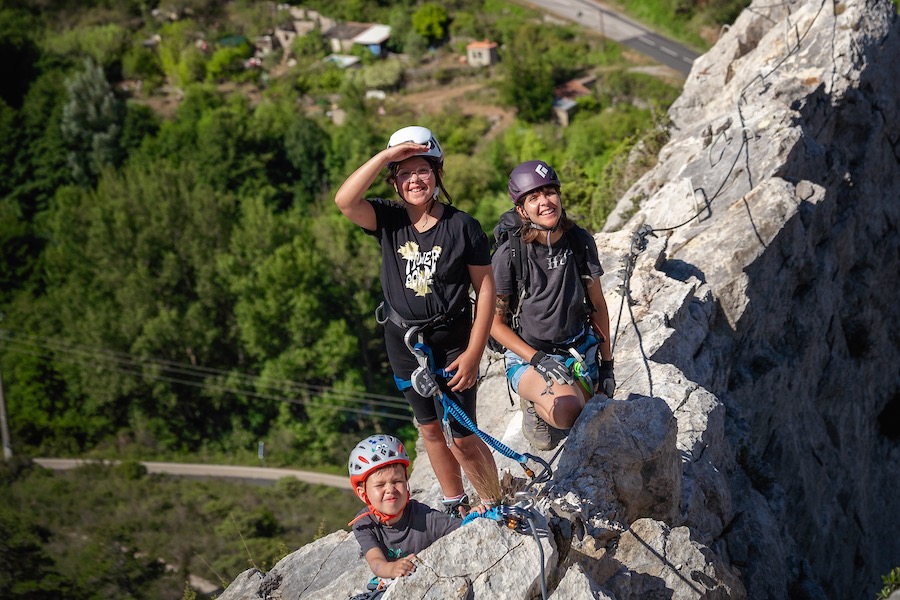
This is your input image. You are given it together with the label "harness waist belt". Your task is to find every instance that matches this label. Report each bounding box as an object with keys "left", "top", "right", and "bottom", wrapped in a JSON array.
[
  {"left": 523, "top": 331, "right": 593, "bottom": 356},
  {"left": 376, "top": 300, "right": 470, "bottom": 330}
]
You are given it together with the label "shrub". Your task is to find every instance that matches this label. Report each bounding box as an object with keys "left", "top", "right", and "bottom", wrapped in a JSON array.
[
  {"left": 113, "top": 460, "right": 148, "bottom": 480},
  {"left": 878, "top": 567, "right": 900, "bottom": 599},
  {"left": 206, "top": 44, "right": 253, "bottom": 83}
]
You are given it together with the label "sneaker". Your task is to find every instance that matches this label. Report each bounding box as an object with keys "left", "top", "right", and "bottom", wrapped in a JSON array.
[
  {"left": 442, "top": 494, "right": 471, "bottom": 518},
  {"left": 520, "top": 396, "right": 555, "bottom": 451}
]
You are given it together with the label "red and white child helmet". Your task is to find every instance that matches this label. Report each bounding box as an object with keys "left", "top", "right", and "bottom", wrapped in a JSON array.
[{"left": 348, "top": 434, "right": 410, "bottom": 489}]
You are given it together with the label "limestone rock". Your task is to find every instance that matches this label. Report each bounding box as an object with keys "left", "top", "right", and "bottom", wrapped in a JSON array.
[
  {"left": 219, "top": 1, "right": 900, "bottom": 598},
  {"left": 216, "top": 530, "right": 371, "bottom": 599},
  {"left": 605, "top": 518, "right": 746, "bottom": 600}
]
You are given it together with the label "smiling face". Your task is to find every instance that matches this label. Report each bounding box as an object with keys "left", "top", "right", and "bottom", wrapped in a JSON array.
[
  {"left": 393, "top": 156, "right": 437, "bottom": 206},
  {"left": 517, "top": 185, "right": 563, "bottom": 229},
  {"left": 357, "top": 463, "right": 410, "bottom": 519}
]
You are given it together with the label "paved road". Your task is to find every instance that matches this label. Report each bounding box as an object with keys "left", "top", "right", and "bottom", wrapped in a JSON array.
[
  {"left": 34, "top": 458, "right": 352, "bottom": 489},
  {"left": 524, "top": 0, "right": 700, "bottom": 75}
]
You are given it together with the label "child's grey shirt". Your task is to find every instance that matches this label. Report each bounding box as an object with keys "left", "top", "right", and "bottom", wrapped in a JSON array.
[{"left": 352, "top": 499, "right": 461, "bottom": 559}]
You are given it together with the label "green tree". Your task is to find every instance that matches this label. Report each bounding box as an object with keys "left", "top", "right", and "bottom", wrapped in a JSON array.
[
  {"left": 60, "top": 58, "right": 124, "bottom": 185},
  {"left": 119, "top": 101, "right": 160, "bottom": 157},
  {"left": 498, "top": 24, "right": 555, "bottom": 123},
  {"left": 0, "top": 500, "right": 73, "bottom": 598},
  {"left": 205, "top": 43, "right": 253, "bottom": 83},
  {"left": 0, "top": 196, "right": 41, "bottom": 306},
  {"left": 283, "top": 114, "right": 329, "bottom": 203},
  {"left": 0, "top": 8, "right": 41, "bottom": 109},
  {"left": 449, "top": 11, "right": 481, "bottom": 40},
  {"left": 411, "top": 3, "right": 450, "bottom": 47},
  {"left": 157, "top": 20, "right": 207, "bottom": 88},
  {"left": 19, "top": 155, "right": 245, "bottom": 452},
  {"left": 121, "top": 44, "right": 164, "bottom": 88},
  {"left": 385, "top": 7, "right": 412, "bottom": 54},
  {"left": 8, "top": 70, "right": 70, "bottom": 216},
  {"left": 44, "top": 23, "right": 130, "bottom": 71}
]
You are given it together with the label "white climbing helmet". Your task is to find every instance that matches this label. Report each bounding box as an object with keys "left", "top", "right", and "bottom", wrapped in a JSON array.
[
  {"left": 348, "top": 434, "right": 410, "bottom": 489},
  {"left": 386, "top": 125, "right": 444, "bottom": 168}
]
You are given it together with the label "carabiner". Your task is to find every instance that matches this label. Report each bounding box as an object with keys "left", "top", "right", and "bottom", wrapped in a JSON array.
[
  {"left": 520, "top": 453, "right": 553, "bottom": 485},
  {"left": 403, "top": 325, "right": 429, "bottom": 367}
]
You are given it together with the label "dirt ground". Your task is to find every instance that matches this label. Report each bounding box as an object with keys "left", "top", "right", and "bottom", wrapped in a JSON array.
[
  {"left": 396, "top": 80, "right": 516, "bottom": 139},
  {"left": 128, "top": 72, "right": 514, "bottom": 141}
]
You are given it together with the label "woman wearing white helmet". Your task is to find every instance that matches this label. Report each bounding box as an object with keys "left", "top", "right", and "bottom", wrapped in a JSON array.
[{"left": 335, "top": 126, "right": 499, "bottom": 517}]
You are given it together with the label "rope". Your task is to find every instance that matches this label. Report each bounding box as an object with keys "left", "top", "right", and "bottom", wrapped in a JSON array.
[
  {"left": 438, "top": 391, "right": 552, "bottom": 484},
  {"left": 401, "top": 326, "right": 552, "bottom": 484}
]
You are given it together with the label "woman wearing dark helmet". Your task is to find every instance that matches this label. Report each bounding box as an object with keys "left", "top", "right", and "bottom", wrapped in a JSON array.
[
  {"left": 334, "top": 126, "right": 499, "bottom": 516},
  {"left": 490, "top": 160, "right": 615, "bottom": 451}
]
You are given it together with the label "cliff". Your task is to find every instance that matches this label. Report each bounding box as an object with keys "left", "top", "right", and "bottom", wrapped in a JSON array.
[{"left": 218, "top": 0, "right": 900, "bottom": 598}]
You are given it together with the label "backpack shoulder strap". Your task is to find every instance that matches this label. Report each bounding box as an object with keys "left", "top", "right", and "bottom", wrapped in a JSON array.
[
  {"left": 565, "top": 228, "right": 595, "bottom": 310},
  {"left": 507, "top": 227, "right": 529, "bottom": 311}
]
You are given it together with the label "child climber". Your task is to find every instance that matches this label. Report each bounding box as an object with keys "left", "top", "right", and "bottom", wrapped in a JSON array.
[
  {"left": 335, "top": 125, "right": 500, "bottom": 516},
  {"left": 348, "top": 434, "right": 461, "bottom": 584},
  {"left": 490, "top": 160, "right": 615, "bottom": 451}
]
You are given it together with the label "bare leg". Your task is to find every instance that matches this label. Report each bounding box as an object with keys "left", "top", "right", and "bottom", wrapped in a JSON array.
[
  {"left": 516, "top": 368, "right": 587, "bottom": 429},
  {"left": 418, "top": 421, "right": 464, "bottom": 497},
  {"left": 451, "top": 435, "right": 499, "bottom": 503}
]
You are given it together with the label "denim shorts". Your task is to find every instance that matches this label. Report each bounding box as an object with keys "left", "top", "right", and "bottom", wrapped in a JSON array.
[{"left": 505, "top": 338, "right": 599, "bottom": 394}]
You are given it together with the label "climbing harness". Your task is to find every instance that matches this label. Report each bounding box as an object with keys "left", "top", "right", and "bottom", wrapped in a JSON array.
[
  {"left": 375, "top": 299, "right": 469, "bottom": 330},
  {"left": 396, "top": 325, "right": 553, "bottom": 486}
]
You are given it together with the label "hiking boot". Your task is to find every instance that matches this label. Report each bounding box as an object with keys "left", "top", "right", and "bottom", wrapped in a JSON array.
[
  {"left": 520, "top": 396, "right": 556, "bottom": 451},
  {"left": 442, "top": 494, "right": 471, "bottom": 518}
]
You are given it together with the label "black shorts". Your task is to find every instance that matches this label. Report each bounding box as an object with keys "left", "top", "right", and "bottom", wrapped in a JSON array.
[{"left": 384, "top": 319, "right": 478, "bottom": 438}]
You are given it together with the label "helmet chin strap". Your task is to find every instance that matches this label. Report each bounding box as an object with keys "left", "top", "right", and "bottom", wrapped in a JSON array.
[
  {"left": 528, "top": 213, "right": 562, "bottom": 233},
  {"left": 527, "top": 213, "right": 562, "bottom": 254},
  {"left": 347, "top": 485, "right": 411, "bottom": 526},
  {"left": 528, "top": 221, "right": 559, "bottom": 232}
]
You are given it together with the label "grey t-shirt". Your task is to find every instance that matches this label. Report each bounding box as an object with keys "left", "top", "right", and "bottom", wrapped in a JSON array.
[
  {"left": 352, "top": 499, "right": 462, "bottom": 560},
  {"left": 492, "top": 226, "right": 603, "bottom": 347}
]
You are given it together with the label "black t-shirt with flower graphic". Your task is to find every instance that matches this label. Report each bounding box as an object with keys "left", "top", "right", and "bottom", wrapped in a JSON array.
[{"left": 364, "top": 199, "right": 491, "bottom": 322}]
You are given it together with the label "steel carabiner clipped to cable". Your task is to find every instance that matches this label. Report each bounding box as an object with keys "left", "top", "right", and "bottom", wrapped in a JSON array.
[
  {"left": 492, "top": 490, "right": 549, "bottom": 599},
  {"left": 520, "top": 452, "right": 553, "bottom": 486}
]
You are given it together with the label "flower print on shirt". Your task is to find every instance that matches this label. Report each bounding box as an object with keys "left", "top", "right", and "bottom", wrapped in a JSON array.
[{"left": 397, "top": 241, "right": 443, "bottom": 297}]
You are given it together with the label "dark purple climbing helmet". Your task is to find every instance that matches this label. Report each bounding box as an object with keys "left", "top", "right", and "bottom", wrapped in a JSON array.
[{"left": 508, "top": 160, "right": 561, "bottom": 205}]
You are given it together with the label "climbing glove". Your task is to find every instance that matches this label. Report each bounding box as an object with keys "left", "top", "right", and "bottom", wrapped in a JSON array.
[
  {"left": 598, "top": 359, "right": 616, "bottom": 397},
  {"left": 410, "top": 366, "right": 439, "bottom": 397},
  {"left": 530, "top": 351, "right": 575, "bottom": 386}
]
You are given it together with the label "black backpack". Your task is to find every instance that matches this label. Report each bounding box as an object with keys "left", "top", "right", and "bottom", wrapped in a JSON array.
[{"left": 488, "top": 208, "right": 593, "bottom": 353}]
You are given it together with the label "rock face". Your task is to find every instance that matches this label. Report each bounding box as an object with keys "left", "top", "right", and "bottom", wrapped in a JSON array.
[{"left": 218, "top": 0, "right": 900, "bottom": 598}]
